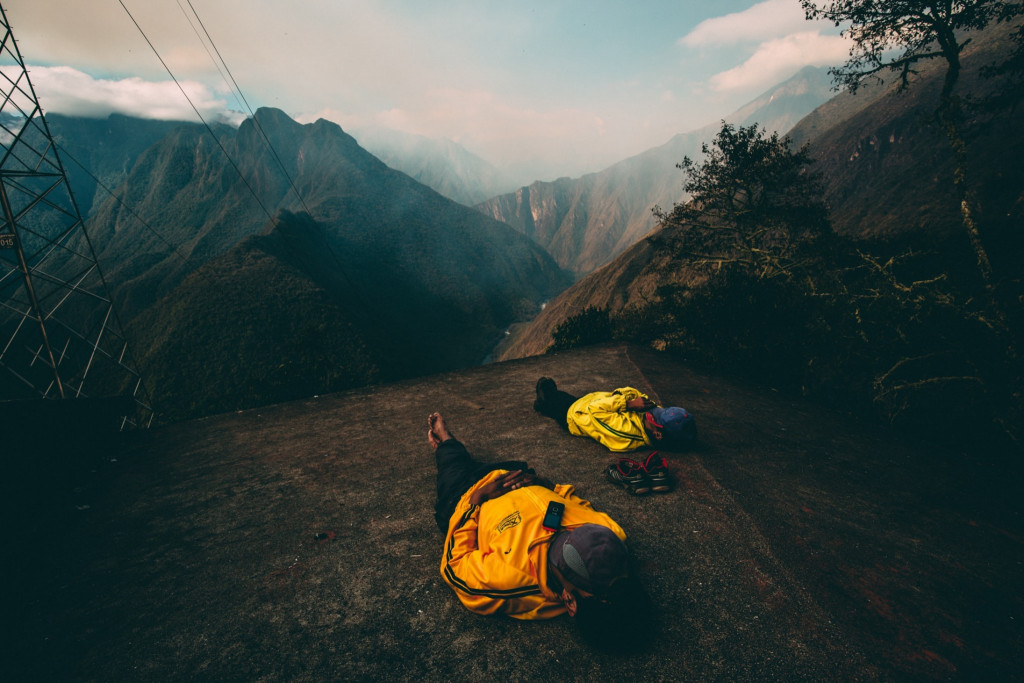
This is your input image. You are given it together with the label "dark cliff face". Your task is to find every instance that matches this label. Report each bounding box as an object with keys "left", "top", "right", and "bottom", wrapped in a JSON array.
[{"left": 477, "top": 67, "right": 835, "bottom": 279}]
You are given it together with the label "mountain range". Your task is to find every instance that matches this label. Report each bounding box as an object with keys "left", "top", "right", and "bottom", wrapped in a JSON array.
[
  {"left": 32, "top": 65, "right": 831, "bottom": 421},
  {"left": 27, "top": 21, "right": 1020, "bottom": 426},
  {"left": 476, "top": 66, "right": 836, "bottom": 278},
  {"left": 495, "top": 22, "right": 1023, "bottom": 362},
  {"left": 48, "top": 109, "right": 568, "bottom": 421}
]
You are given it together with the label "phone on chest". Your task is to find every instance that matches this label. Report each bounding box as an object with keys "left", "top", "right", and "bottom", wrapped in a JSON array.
[{"left": 542, "top": 501, "right": 565, "bottom": 532}]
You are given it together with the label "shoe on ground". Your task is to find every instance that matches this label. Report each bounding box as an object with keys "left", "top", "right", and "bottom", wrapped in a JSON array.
[
  {"left": 534, "top": 377, "right": 557, "bottom": 411},
  {"left": 641, "top": 451, "right": 672, "bottom": 493},
  {"left": 605, "top": 458, "right": 652, "bottom": 495}
]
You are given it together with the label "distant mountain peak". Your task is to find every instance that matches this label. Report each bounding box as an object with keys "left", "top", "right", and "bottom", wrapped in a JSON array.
[
  {"left": 476, "top": 66, "right": 837, "bottom": 278},
  {"left": 251, "top": 106, "right": 297, "bottom": 126},
  {"left": 348, "top": 126, "right": 519, "bottom": 206}
]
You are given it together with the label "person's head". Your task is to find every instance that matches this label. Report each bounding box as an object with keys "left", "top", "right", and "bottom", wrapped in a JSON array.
[
  {"left": 547, "top": 524, "right": 655, "bottom": 646},
  {"left": 547, "top": 524, "right": 629, "bottom": 616},
  {"left": 644, "top": 406, "right": 697, "bottom": 448}
]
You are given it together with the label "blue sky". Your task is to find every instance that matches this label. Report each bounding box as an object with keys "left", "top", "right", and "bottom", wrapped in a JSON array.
[{"left": 2, "top": 0, "right": 849, "bottom": 180}]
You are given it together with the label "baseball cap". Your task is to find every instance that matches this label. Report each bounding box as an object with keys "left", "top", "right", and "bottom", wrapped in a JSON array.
[
  {"left": 649, "top": 406, "right": 695, "bottom": 438},
  {"left": 548, "top": 524, "right": 628, "bottom": 594}
]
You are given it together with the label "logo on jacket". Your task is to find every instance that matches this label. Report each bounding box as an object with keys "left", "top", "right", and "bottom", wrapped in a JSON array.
[{"left": 496, "top": 511, "right": 522, "bottom": 534}]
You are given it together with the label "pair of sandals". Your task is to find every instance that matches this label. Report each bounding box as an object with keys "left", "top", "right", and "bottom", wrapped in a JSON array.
[{"left": 605, "top": 451, "right": 672, "bottom": 495}]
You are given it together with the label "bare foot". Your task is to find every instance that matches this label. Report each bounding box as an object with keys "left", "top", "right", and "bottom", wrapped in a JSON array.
[{"left": 428, "top": 412, "right": 453, "bottom": 449}]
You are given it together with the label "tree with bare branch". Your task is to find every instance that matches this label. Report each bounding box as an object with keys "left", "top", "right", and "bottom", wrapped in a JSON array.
[{"left": 801, "top": 0, "right": 1022, "bottom": 296}]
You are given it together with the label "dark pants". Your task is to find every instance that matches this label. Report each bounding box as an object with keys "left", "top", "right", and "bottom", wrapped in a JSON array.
[
  {"left": 534, "top": 379, "right": 579, "bottom": 431},
  {"left": 433, "top": 438, "right": 532, "bottom": 532}
]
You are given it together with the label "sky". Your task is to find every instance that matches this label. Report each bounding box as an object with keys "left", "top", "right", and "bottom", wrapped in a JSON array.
[{"left": 1, "top": 0, "right": 850, "bottom": 181}]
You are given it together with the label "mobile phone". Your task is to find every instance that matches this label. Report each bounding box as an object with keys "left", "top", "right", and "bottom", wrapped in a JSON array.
[{"left": 542, "top": 501, "right": 565, "bottom": 532}]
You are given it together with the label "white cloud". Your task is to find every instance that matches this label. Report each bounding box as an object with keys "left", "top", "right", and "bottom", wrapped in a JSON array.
[
  {"left": 679, "top": 0, "right": 810, "bottom": 47},
  {"left": 675, "top": 1, "right": 851, "bottom": 96},
  {"left": 15, "top": 66, "right": 242, "bottom": 123},
  {"left": 708, "top": 32, "right": 849, "bottom": 92}
]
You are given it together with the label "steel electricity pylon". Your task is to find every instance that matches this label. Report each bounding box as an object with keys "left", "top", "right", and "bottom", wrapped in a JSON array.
[{"left": 0, "top": 5, "right": 152, "bottom": 428}]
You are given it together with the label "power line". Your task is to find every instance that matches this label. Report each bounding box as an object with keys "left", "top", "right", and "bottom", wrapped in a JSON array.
[
  {"left": 171, "top": 0, "right": 382, "bottom": 314},
  {"left": 175, "top": 0, "right": 243, "bottom": 113},
  {"left": 177, "top": 0, "right": 317, "bottom": 221},
  {"left": 110, "top": 0, "right": 387, "bottom": 340},
  {"left": 116, "top": 0, "right": 275, "bottom": 222}
]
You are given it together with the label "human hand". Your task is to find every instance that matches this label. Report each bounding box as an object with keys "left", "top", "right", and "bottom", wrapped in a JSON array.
[
  {"left": 626, "top": 396, "right": 655, "bottom": 411},
  {"left": 470, "top": 470, "right": 535, "bottom": 505}
]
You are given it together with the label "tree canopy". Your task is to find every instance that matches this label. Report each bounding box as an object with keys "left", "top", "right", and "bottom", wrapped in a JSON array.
[
  {"left": 655, "top": 123, "right": 830, "bottom": 281},
  {"left": 801, "top": 0, "right": 1024, "bottom": 94}
]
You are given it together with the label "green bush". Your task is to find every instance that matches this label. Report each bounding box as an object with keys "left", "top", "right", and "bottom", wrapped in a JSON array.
[{"left": 549, "top": 306, "right": 614, "bottom": 352}]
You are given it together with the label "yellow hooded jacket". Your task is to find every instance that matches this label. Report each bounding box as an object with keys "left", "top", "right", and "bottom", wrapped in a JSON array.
[
  {"left": 566, "top": 386, "right": 655, "bottom": 452},
  {"left": 440, "top": 469, "right": 626, "bottom": 620}
]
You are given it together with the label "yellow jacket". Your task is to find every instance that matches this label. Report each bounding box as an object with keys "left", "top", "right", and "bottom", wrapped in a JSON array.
[
  {"left": 440, "top": 470, "right": 626, "bottom": 620},
  {"left": 567, "top": 387, "right": 655, "bottom": 452}
]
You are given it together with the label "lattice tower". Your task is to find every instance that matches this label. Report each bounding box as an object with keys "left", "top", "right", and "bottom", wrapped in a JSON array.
[{"left": 0, "top": 6, "right": 152, "bottom": 428}]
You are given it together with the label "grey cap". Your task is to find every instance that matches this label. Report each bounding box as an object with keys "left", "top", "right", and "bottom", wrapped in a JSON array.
[{"left": 548, "top": 524, "right": 628, "bottom": 594}]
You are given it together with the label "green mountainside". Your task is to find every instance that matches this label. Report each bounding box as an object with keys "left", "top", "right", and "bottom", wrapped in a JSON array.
[
  {"left": 47, "top": 113, "right": 193, "bottom": 216},
  {"left": 130, "top": 212, "right": 381, "bottom": 421},
  {"left": 132, "top": 205, "right": 572, "bottom": 422},
  {"left": 71, "top": 109, "right": 568, "bottom": 421}
]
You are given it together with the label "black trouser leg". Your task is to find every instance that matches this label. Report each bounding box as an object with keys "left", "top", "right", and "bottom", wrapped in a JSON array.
[
  {"left": 535, "top": 385, "right": 579, "bottom": 431},
  {"left": 433, "top": 438, "right": 531, "bottom": 532}
]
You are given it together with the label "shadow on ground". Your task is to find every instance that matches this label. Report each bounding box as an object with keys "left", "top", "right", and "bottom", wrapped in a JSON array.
[{"left": 6, "top": 344, "right": 1022, "bottom": 680}]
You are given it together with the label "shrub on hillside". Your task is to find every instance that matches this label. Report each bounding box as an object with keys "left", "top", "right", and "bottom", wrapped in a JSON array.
[
  {"left": 549, "top": 306, "right": 614, "bottom": 352},
  {"left": 550, "top": 122, "right": 1021, "bottom": 454}
]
